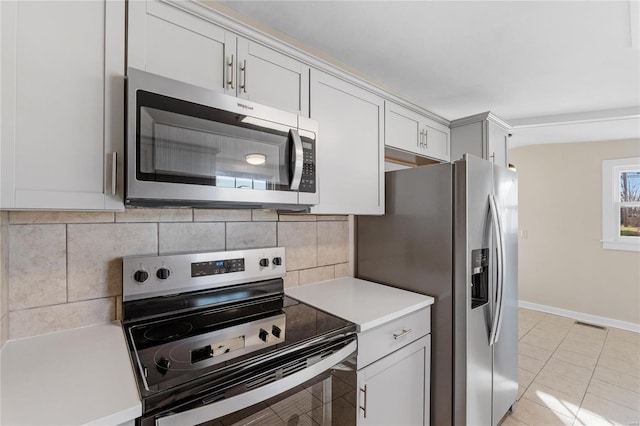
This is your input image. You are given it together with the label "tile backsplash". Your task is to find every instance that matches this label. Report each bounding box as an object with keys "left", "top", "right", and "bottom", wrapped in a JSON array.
[{"left": 2, "top": 209, "right": 351, "bottom": 341}]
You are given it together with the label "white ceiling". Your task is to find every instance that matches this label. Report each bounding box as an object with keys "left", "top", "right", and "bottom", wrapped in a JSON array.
[{"left": 218, "top": 0, "right": 640, "bottom": 148}]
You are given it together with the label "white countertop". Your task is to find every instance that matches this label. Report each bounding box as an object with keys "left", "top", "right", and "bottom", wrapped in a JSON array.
[
  {"left": 1, "top": 322, "right": 141, "bottom": 426},
  {"left": 285, "top": 277, "right": 434, "bottom": 332}
]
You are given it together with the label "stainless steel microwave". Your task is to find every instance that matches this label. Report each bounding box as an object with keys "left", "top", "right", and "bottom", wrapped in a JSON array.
[{"left": 126, "top": 68, "right": 318, "bottom": 209}]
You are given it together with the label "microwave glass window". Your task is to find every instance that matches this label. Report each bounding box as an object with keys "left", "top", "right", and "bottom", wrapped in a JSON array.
[{"left": 137, "top": 93, "right": 297, "bottom": 191}]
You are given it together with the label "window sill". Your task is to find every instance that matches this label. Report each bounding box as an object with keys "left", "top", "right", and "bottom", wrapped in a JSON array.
[{"left": 602, "top": 241, "right": 640, "bottom": 252}]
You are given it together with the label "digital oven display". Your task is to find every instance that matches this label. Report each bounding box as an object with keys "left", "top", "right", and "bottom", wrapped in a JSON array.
[{"left": 191, "top": 257, "right": 245, "bottom": 277}]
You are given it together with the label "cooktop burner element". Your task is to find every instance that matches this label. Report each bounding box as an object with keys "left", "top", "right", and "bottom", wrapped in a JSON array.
[
  {"left": 121, "top": 247, "right": 357, "bottom": 424},
  {"left": 143, "top": 322, "right": 193, "bottom": 341}
]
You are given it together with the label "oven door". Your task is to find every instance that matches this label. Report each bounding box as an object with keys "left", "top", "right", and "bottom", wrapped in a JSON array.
[
  {"left": 126, "top": 68, "right": 316, "bottom": 208},
  {"left": 150, "top": 337, "right": 357, "bottom": 426}
]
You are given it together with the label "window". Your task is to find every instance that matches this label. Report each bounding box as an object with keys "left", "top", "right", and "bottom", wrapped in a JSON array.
[{"left": 602, "top": 157, "right": 640, "bottom": 251}]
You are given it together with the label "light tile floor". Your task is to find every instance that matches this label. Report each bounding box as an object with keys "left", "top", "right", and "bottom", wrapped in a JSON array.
[{"left": 503, "top": 308, "right": 640, "bottom": 426}]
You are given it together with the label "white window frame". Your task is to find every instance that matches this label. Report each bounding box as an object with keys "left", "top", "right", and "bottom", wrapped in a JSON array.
[{"left": 602, "top": 157, "right": 640, "bottom": 252}]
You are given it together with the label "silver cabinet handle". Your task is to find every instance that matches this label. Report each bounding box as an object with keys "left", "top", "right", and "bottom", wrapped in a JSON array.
[
  {"left": 424, "top": 128, "right": 428, "bottom": 149},
  {"left": 418, "top": 130, "right": 424, "bottom": 148},
  {"left": 227, "top": 54, "right": 235, "bottom": 90},
  {"left": 111, "top": 152, "right": 117, "bottom": 196},
  {"left": 240, "top": 59, "right": 247, "bottom": 93},
  {"left": 393, "top": 328, "right": 412, "bottom": 339},
  {"left": 359, "top": 384, "right": 368, "bottom": 419}
]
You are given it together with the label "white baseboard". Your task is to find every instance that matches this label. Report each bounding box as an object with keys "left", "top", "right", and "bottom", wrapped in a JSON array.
[{"left": 519, "top": 300, "right": 640, "bottom": 333}]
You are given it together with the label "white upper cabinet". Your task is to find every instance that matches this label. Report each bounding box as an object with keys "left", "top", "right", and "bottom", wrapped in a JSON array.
[
  {"left": 385, "top": 101, "right": 450, "bottom": 162},
  {"left": 310, "top": 70, "right": 384, "bottom": 215},
  {"left": 449, "top": 112, "right": 511, "bottom": 167},
  {"left": 0, "top": 1, "right": 124, "bottom": 210},
  {"left": 127, "top": 0, "right": 309, "bottom": 116}
]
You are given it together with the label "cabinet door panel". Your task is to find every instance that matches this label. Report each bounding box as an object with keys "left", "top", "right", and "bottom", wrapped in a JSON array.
[
  {"left": 487, "top": 121, "right": 508, "bottom": 167},
  {"left": 358, "top": 335, "right": 430, "bottom": 426},
  {"left": 385, "top": 102, "right": 421, "bottom": 153},
  {"left": 133, "top": 1, "right": 228, "bottom": 92},
  {"left": 310, "top": 71, "right": 384, "bottom": 215},
  {"left": 237, "top": 39, "right": 309, "bottom": 116},
  {"left": 424, "top": 125, "right": 450, "bottom": 162}
]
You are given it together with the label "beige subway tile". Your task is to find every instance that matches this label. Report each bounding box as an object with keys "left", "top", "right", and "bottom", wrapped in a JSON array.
[
  {"left": 601, "top": 339, "right": 640, "bottom": 364},
  {"left": 9, "top": 225, "right": 66, "bottom": 310},
  {"left": 116, "top": 296, "right": 123, "bottom": 322},
  {"left": 533, "top": 369, "right": 589, "bottom": 401},
  {"left": 607, "top": 328, "right": 640, "bottom": 346},
  {"left": 317, "top": 221, "right": 349, "bottom": 266},
  {"left": 557, "top": 338, "right": 602, "bottom": 358},
  {"left": 0, "top": 211, "right": 8, "bottom": 225},
  {"left": 593, "top": 365, "right": 640, "bottom": 394},
  {"left": 67, "top": 223, "right": 157, "bottom": 301},
  {"left": 520, "top": 332, "right": 562, "bottom": 352},
  {"left": 587, "top": 378, "right": 640, "bottom": 411},
  {"left": 193, "top": 209, "right": 251, "bottom": 222},
  {"left": 519, "top": 354, "right": 546, "bottom": 375},
  {"left": 542, "top": 358, "right": 593, "bottom": 384},
  {"left": 551, "top": 348, "right": 598, "bottom": 370},
  {"left": 597, "top": 354, "right": 640, "bottom": 378},
  {"left": 334, "top": 263, "right": 351, "bottom": 278},
  {"left": 522, "top": 381, "right": 581, "bottom": 420},
  {"left": 9, "top": 211, "right": 115, "bottom": 224},
  {"left": 518, "top": 342, "right": 553, "bottom": 362},
  {"left": 9, "top": 298, "right": 114, "bottom": 339},
  {"left": 116, "top": 208, "right": 192, "bottom": 223},
  {"left": 159, "top": 222, "right": 225, "bottom": 254},
  {"left": 299, "top": 266, "right": 335, "bottom": 285},
  {"left": 316, "top": 215, "right": 348, "bottom": 221},
  {"left": 227, "top": 222, "right": 276, "bottom": 250},
  {"left": 251, "top": 209, "right": 278, "bottom": 222},
  {"left": 576, "top": 393, "right": 640, "bottom": 426},
  {"left": 278, "top": 214, "right": 317, "bottom": 222},
  {"left": 283, "top": 270, "right": 300, "bottom": 288},
  {"left": 510, "top": 398, "right": 574, "bottom": 426},
  {"left": 278, "top": 222, "right": 317, "bottom": 271}
]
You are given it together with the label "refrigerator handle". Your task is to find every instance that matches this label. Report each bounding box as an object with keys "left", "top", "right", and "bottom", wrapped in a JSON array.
[{"left": 488, "top": 194, "right": 506, "bottom": 346}]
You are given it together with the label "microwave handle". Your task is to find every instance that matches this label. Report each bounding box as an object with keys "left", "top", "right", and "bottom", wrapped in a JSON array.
[{"left": 289, "top": 129, "right": 304, "bottom": 191}]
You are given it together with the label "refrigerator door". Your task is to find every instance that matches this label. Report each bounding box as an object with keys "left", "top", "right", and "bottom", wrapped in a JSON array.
[
  {"left": 453, "top": 155, "right": 494, "bottom": 426},
  {"left": 491, "top": 164, "right": 519, "bottom": 424}
]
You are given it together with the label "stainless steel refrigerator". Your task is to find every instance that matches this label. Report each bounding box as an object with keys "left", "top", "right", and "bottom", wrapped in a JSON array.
[{"left": 357, "top": 154, "right": 518, "bottom": 426}]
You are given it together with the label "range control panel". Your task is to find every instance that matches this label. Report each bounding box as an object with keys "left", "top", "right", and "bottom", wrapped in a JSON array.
[{"left": 123, "top": 247, "right": 286, "bottom": 301}]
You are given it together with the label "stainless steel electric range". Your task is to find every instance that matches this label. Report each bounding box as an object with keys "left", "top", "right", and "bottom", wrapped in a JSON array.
[{"left": 122, "top": 247, "right": 358, "bottom": 426}]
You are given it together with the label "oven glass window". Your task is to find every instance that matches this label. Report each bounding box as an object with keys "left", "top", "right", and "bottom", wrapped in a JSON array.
[
  {"left": 196, "top": 362, "right": 357, "bottom": 426},
  {"left": 137, "top": 91, "right": 294, "bottom": 191}
]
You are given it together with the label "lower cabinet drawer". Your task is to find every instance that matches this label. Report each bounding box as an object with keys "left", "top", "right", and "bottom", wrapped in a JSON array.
[{"left": 357, "top": 306, "right": 430, "bottom": 368}]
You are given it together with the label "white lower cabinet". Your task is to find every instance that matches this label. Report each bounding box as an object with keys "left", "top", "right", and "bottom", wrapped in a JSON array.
[
  {"left": 310, "top": 70, "right": 385, "bottom": 215},
  {"left": 0, "top": 0, "right": 124, "bottom": 210},
  {"left": 356, "top": 307, "right": 431, "bottom": 425},
  {"left": 357, "top": 336, "right": 431, "bottom": 426}
]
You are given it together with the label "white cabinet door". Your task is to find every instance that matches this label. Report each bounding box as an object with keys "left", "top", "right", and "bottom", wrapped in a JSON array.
[
  {"left": 449, "top": 112, "right": 510, "bottom": 167},
  {"left": 128, "top": 0, "right": 231, "bottom": 93},
  {"left": 310, "top": 70, "right": 384, "bottom": 215},
  {"left": 385, "top": 101, "right": 449, "bottom": 162},
  {"left": 486, "top": 120, "right": 509, "bottom": 167},
  {"left": 128, "top": 1, "right": 309, "bottom": 116},
  {"left": 236, "top": 38, "right": 309, "bottom": 116},
  {"left": 358, "top": 335, "right": 430, "bottom": 426},
  {"left": 0, "top": 1, "right": 124, "bottom": 210}
]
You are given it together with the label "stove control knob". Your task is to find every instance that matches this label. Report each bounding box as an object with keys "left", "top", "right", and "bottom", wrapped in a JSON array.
[
  {"left": 156, "top": 268, "right": 171, "bottom": 280},
  {"left": 259, "top": 258, "right": 269, "bottom": 267},
  {"left": 156, "top": 358, "right": 171, "bottom": 375},
  {"left": 272, "top": 325, "right": 282, "bottom": 338},
  {"left": 133, "top": 270, "right": 149, "bottom": 283},
  {"left": 272, "top": 257, "right": 282, "bottom": 266},
  {"left": 258, "top": 328, "right": 269, "bottom": 342}
]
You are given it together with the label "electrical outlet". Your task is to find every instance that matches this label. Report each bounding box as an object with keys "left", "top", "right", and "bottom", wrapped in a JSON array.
[{"left": 520, "top": 229, "right": 529, "bottom": 239}]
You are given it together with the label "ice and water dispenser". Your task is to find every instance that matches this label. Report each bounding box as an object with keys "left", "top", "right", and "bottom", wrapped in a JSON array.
[{"left": 471, "top": 248, "right": 489, "bottom": 308}]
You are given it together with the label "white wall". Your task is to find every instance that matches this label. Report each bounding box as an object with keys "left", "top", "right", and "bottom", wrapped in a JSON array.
[{"left": 510, "top": 139, "right": 640, "bottom": 326}]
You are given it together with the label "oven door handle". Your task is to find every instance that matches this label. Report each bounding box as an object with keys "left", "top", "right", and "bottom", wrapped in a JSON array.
[{"left": 155, "top": 340, "right": 357, "bottom": 426}]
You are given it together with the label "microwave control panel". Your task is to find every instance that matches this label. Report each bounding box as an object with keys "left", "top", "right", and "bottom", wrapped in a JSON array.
[{"left": 300, "top": 138, "right": 316, "bottom": 193}]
